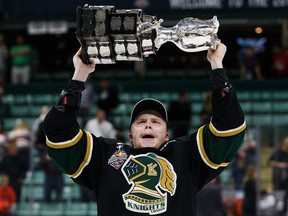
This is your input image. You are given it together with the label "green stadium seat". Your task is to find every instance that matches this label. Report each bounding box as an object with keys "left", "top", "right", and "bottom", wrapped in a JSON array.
[
  {"left": 272, "top": 102, "right": 288, "bottom": 113},
  {"left": 2, "top": 94, "right": 14, "bottom": 105},
  {"left": 64, "top": 175, "right": 74, "bottom": 186},
  {"left": 63, "top": 202, "right": 88, "bottom": 216},
  {"left": 114, "top": 70, "right": 134, "bottom": 79},
  {"left": 251, "top": 114, "right": 272, "bottom": 126},
  {"left": 119, "top": 92, "right": 130, "bottom": 103},
  {"left": 145, "top": 70, "right": 164, "bottom": 79},
  {"left": 20, "top": 185, "right": 44, "bottom": 203},
  {"left": 114, "top": 103, "right": 128, "bottom": 116},
  {"left": 23, "top": 170, "right": 44, "bottom": 187},
  {"left": 251, "top": 102, "right": 272, "bottom": 113},
  {"left": 273, "top": 91, "right": 288, "bottom": 101},
  {"left": 190, "top": 92, "right": 203, "bottom": 102},
  {"left": 150, "top": 92, "right": 170, "bottom": 102},
  {"left": 3, "top": 118, "right": 17, "bottom": 131},
  {"left": 130, "top": 93, "right": 148, "bottom": 102},
  {"left": 165, "top": 70, "right": 187, "bottom": 79},
  {"left": 13, "top": 94, "right": 32, "bottom": 105},
  {"left": 237, "top": 92, "right": 250, "bottom": 101},
  {"left": 240, "top": 102, "right": 252, "bottom": 113},
  {"left": 39, "top": 203, "right": 64, "bottom": 216},
  {"left": 191, "top": 102, "right": 203, "bottom": 114},
  {"left": 14, "top": 202, "right": 41, "bottom": 216},
  {"left": 30, "top": 105, "right": 45, "bottom": 117},
  {"left": 251, "top": 91, "right": 272, "bottom": 101},
  {"left": 87, "top": 202, "right": 98, "bottom": 216},
  {"left": 273, "top": 115, "right": 288, "bottom": 125},
  {"left": 32, "top": 94, "right": 54, "bottom": 105},
  {"left": 191, "top": 116, "right": 201, "bottom": 128},
  {"left": 51, "top": 72, "right": 71, "bottom": 81},
  {"left": 10, "top": 105, "right": 31, "bottom": 117}
]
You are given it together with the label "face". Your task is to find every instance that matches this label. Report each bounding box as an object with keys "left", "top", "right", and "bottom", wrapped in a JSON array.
[
  {"left": 281, "top": 137, "right": 288, "bottom": 152},
  {"left": 129, "top": 110, "right": 169, "bottom": 149}
]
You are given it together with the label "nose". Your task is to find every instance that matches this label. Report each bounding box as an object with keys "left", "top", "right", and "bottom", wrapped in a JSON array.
[{"left": 145, "top": 120, "right": 152, "bottom": 129}]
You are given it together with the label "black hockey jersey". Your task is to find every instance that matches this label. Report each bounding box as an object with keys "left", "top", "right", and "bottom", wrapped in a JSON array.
[{"left": 44, "top": 69, "right": 246, "bottom": 216}]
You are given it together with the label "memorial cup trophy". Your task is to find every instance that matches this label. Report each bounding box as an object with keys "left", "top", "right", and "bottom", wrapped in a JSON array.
[{"left": 76, "top": 4, "right": 220, "bottom": 64}]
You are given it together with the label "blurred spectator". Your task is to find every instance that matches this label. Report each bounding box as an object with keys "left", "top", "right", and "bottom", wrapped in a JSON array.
[
  {"left": 0, "top": 34, "right": 8, "bottom": 83},
  {"left": 232, "top": 151, "right": 248, "bottom": 191},
  {"left": 7, "top": 119, "right": 31, "bottom": 166},
  {"left": 0, "top": 173, "right": 16, "bottom": 216},
  {"left": 196, "top": 177, "right": 226, "bottom": 216},
  {"left": 96, "top": 78, "right": 120, "bottom": 125},
  {"left": 9, "top": 35, "right": 32, "bottom": 84},
  {"left": 271, "top": 45, "right": 288, "bottom": 78},
  {"left": 133, "top": 0, "right": 150, "bottom": 10},
  {"left": 259, "top": 187, "right": 276, "bottom": 213},
  {"left": 242, "top": 130, "right": 257, "bottom": 165},
  {"left": 0, "top": 142, "right": 27, "bottom": 202},
  {"left": 238, "top": 46, "right": 263, "bottom": 80},
  {"left": 0, "top": 121, "right": 8, "bottom": 163},
  {"left": 199, "top": 91, "right": 212, "bottom": 125},
  {"left": 0, "top": 80, "right": 4, "bottom": 114},
  {"left": 134, "top": 60, "right": 146, "bottom": 79},
  {"left": 268, "top": 136, "right": 288, "bottom": 191},
  {"left": 40, "top": 151, "right": 64, "bottom": 203},
  {"left": 35, "top": 109, "right": 65, "bottom": 203},
  {"left": 31, "top": 105, "right": 49, "bottom": 153},
  {"left": 85, "top": 109, "right": 116, "bottom": 138},
  {"left": 116, "top": 126, "right": 126, "bottom": 142},
  {"left": 269, "top": 137, "right": 288, "bottom": 216},
  {"left": 242, "top": 164, "right": 257, "bottom": 216},
  {"left": 35, "top": 118, "right": 64, "bottom": 203},
  {"left": 79, "top": 81, "right": 95, "bottom": 127},
  {"left": 31, "top": 105, "right": 49, "bottom": 137},
  {"left": 168, "top": 90, "right": 192, "bottom": 138}
]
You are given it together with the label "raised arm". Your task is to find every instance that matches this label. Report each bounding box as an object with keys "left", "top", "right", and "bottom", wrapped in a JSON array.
[
  {"left": 207, "top": 43, "right": 226, "bottom": 70},
  {"left": 72, "top": 48, "right": 96, "bottom": 82},
  {"left": 43, "top": 48, "right": 97, "bottom": 177},
  {"left": 193, "top": 43, "right": 246, "bottom": 189}
]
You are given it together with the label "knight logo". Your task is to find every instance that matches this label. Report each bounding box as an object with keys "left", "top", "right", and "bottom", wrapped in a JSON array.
[{"left": 121, "top": 153, "right": 177, "bottom": 215}]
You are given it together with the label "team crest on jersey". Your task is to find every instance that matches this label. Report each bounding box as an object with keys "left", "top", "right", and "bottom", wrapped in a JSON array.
[{"left": 121, "top": 153, "right": 177, "bottom": 215}]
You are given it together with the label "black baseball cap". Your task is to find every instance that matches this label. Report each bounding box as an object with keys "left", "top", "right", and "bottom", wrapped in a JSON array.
[{"left": 130, "top": 98, "right": 168, "bottom": 126}]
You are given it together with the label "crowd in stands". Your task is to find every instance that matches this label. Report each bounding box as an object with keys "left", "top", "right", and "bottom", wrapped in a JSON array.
[{"left": 0, "top": 32, "right": 287, "bottom": 216}]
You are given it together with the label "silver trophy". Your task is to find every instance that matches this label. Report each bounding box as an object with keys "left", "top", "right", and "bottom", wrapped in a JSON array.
[{"left": 76, "top": 4, "right": 220, "bottom": 64}]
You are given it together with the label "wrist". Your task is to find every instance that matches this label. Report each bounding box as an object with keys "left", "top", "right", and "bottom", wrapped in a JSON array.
[
  {"left": 72, "top": 68, "right": 89, "bottom": 82},
  {"left": 210, "top": 59, "right": 223, "bottom": 70}
]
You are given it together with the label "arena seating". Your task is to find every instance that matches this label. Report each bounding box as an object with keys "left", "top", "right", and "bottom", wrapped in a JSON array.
[{"left": 2, "top": 73, "right": 287, "bottom": 216}]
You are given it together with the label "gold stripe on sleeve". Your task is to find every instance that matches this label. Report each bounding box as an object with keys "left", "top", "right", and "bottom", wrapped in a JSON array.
[
  {"left": 46, "top": 130, "right": 84, "bottom": 149},
  {"left": 197, "top": 126, "right": 230, "bottom": 169},
  {"left": 209, "top": 120, "right": 246, "bottom": 137},
  {"left": 68, "top": 131, "right": 93, "bottom": 178}
]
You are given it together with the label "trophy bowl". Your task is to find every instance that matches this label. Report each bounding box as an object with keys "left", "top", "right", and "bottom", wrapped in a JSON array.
[{"left": 76, "top": 4, "right": 220, "bottom": 64}]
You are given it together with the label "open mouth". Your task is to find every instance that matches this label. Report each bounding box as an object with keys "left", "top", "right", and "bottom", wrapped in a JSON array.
[{"left": 142, "top": 135, "right": 155, "bottom": 139}]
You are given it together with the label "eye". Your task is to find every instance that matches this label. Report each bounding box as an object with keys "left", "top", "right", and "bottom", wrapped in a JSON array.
[
  {"left": 152, "top": 119, "right": 161, "bottom": 124},
  {"left": 137, "top": 120, "right": 146, "bottom": 124}
]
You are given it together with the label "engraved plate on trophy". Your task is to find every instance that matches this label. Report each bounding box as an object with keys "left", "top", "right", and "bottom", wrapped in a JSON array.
[{"left": 76, "top": 4, "right": 220, "bottom": 64}]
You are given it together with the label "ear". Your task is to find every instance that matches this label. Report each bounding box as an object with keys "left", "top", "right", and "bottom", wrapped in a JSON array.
[
  {"left": 165, "top": 132, "right": 170, "bottom": 141},
  {"left": 128, "top": 133, "right": 133, "bottom": 143}
]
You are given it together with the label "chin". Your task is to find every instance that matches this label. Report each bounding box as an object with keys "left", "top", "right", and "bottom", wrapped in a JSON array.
[{"left": 139, "top": 143, "right": 158, "bottom": 148}]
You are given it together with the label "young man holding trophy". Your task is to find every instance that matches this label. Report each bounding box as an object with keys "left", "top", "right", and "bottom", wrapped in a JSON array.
[{"left": 44, "top": 5, "right": 246, "bottom": 216}]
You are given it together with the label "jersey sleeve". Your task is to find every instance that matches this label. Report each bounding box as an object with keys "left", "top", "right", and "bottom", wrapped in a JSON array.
[
  {"left": 43, "top": 80, "right": 104, "bottom": 183},
  {"left": 191, "top": 69, "right": 246, "bottom": 190},
  {"left": 44, "top": 107, "right": 99, "bottom": 178},
  {"left": 199, "top": 86, "right": 246, "bottom": 166}
]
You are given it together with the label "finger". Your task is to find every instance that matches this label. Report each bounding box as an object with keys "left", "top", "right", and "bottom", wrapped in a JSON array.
[{"left": 74, "top": 47, "right": 82, "bottom": 58}]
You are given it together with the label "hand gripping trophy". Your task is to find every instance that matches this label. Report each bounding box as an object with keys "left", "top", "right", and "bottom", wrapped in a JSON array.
[{"left": 76, "top": 4, "right": 220, "bottom": 64}]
